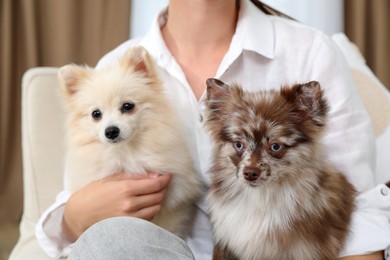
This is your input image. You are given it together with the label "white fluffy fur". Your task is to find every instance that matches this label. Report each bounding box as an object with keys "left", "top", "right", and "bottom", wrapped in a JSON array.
[
  {"left": 208, "top": 181, "right": 320, "bottom": 260},
  {"left": 58, "top": 46, "right": 203, "bottom": 238}
]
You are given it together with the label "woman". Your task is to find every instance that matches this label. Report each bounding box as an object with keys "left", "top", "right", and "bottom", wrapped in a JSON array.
[{"left": 36, "top": 0, "right": 390, "bottom": 259}]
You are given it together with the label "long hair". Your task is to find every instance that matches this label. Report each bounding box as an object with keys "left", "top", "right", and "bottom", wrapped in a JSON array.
[{"left": 249, "top": 0, "right": 295, "bottom": 20}]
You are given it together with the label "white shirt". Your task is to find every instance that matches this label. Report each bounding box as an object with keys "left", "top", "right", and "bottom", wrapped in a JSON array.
[{"left": 36, "top": 0, "right": 390, "bottom": 259}]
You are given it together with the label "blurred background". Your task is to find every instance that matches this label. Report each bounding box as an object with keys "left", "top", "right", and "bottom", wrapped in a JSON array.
[{"left": 0, "top": 0, "right": 389, "bottom": 258}]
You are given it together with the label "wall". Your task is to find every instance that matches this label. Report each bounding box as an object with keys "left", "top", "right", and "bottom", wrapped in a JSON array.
[
  {"left": 130, "top": 0, "right": 168, "bottom": 38},
  {"left": 261, "top": 0, "right": 343, "bottom": 35}
]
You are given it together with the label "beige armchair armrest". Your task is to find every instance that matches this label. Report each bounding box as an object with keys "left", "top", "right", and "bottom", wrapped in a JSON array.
[{"left": 10, "top": 67, "right": 65, "bottom": 260}]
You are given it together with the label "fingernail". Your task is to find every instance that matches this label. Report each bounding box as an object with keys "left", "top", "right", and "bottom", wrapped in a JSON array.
[{"left": 149, "top": 173, "right": 159, "bottom": 179}]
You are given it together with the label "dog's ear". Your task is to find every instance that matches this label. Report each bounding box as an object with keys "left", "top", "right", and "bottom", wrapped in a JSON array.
[
  {"left": 206, "top": 78, "right": 231, "bottom": 101},
  {"left": 121, "top": 46, "right": 157, "bottom": 78},
  {"left": 282, "top": 81, "right": 328, "bottom": 126},
  {"left": 204, "top": 78, "right": 234, "bottom": 127},
  {"left": 58, "top": 64, "right": 91, "bottom": 96}
]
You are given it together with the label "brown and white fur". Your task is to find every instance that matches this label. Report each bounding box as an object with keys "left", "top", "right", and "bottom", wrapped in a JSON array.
[
  {"left": 204, "top": 78, "right": 356, "bottom": 260},
  {"left": 58, "top": 46, "right": 204, "bottom": 238}
]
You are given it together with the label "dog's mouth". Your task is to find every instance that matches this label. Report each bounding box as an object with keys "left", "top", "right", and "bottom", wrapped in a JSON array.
[
  {"left": 107, "top": 138, "right": 122, "bottom": 144},
  {"left": 239, "top": 171, "right": 269, "bottom": 187},
  {"left": 246, "top": 179, "right": 267, "bottom": 187},
  {"left": 248, "top": 181, "right": 261, "bottom": 187}
]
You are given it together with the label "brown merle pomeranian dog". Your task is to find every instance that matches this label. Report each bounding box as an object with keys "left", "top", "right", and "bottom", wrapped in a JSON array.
[{"left": 204, "top": 78, "right": 356, "bottom": 260}]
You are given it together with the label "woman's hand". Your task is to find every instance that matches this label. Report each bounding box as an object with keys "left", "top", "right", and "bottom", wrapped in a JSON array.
[{"left": 62, "top": 173, "right": 172, "bottom": 242}]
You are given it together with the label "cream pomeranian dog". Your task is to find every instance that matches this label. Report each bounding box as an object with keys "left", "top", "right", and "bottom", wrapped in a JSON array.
[
  {"left": 58, "top": 46, "right": 204, "bottom": 238},
  {"left": 204, "top": 78, "right": 356, "bottom": 260}
]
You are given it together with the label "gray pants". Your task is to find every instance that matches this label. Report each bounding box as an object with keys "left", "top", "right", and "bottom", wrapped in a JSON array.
[{"left": 68, "top": 217, "right": 195, "bottom": 260}]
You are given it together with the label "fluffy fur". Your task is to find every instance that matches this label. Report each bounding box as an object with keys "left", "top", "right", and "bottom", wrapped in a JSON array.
[
  {"left": 58, "top": 46, "right": 204, "bottom": 238},
  {"left": 204, "top": 78, "right": 356, "bottom": 260}
]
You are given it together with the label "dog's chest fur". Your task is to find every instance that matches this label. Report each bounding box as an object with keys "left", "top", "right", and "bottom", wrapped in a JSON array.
[
  {"left": 208, "top": 184, "right": 318, "bottom": 260},
  {"left": 66, "top": 136, "right": 174, "bottom": 192}
]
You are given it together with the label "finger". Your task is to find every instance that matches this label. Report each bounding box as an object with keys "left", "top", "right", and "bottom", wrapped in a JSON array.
[
  {"left": 131, "top": 204, "right": 163, "bottom": 221},
  {"left": 125, "top": 174, "right": 172, "bottom": 196},
  {"left": 102, "top": 173, "right": 149, "bottom": 182},
  {"left": 121, "top": 191, "right": 165, "bottom": 213},
  {"left": 102, "top": 172, "right": 170, "bottom": 182}
]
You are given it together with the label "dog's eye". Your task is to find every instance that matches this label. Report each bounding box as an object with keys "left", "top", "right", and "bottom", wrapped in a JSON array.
[
  {"left": 121, "top": 102, "right": 135, "bottom": 113},
  {"left": 92, "top": 109, "right": 102, "bottom": 120},
  {"left": 233, "top": 141, "right": 245, "bottom": 151},
  {"left": 270, "top": 143, "right": 282, "bottom": 152}
]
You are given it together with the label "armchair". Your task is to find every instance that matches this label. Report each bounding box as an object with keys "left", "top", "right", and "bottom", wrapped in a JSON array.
[{"left": 9, "top": 34, "right": 390, "bottom": 259}]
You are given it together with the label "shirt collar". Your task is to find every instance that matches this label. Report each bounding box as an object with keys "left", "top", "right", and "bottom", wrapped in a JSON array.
[
  {"left": 139, "top": 7, "right": 171, "bottom": 64},
  {"left": 139, "top": 0, "right": 275, "bottom": 63},
  {"left": 235, "top": 0, "right": 275, "bottom": 59}
]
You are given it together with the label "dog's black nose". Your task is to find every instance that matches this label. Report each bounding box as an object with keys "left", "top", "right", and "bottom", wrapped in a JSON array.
[
  {"left": 243, "top": 167, "right": 260, "bottom": 182},
  {"left": 105, "top": 126, "right": 120, "bottom": 140}
]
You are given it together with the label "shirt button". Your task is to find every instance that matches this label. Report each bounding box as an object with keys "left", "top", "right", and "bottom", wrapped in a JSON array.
[{"left": 381, "top": 187, "right": 389, "bottom": 196}]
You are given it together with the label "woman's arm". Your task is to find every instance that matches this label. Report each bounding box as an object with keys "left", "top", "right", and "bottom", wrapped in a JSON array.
[
  {"left": 339, "top": 251, "right": 384, "bottom": 260},
  {"left": 36, "top": 172, "right": 172, "bottom": 258}
]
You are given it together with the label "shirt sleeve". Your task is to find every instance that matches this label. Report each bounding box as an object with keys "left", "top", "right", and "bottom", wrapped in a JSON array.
[
  {"left": 340, "top": 184, "right": 390, "bottom": 257},
  {"left": 95, "top": 39, "right": 139, "bottom": 69},
  {"left": 310, "top": 33, "right": 390, "bottom": 255},
  {"left": 310, "top": 33, "right": 376, "bottom": 192},
  {"left": 35, "top": 190, "right": 74, "bottom": 258}
]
